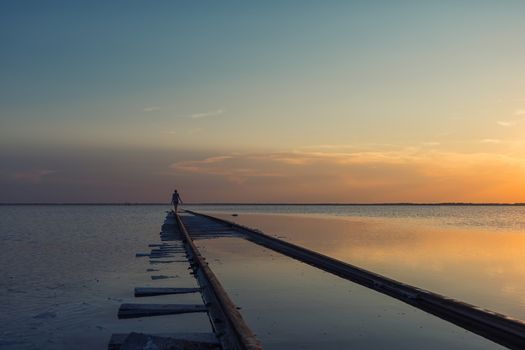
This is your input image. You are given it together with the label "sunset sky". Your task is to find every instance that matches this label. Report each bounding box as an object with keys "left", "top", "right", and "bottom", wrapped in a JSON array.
[{"left": 2, "top": 1, "right": 525, "bottom": 203}]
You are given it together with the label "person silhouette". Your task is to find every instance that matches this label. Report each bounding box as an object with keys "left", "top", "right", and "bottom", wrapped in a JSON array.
[{"left": 171, "top": 189, "right": 183, "bottom": 212}]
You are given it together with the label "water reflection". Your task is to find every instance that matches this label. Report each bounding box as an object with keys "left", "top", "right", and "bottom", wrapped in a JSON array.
[
  {"left": 186, "top": 204, "right": 525, "bottom": 231},
  {"left": 196, "top": 236, "right": 501, "bottom": 349},
  {"left": 212, "top": 213, "right": 525, "bottom": 321}
]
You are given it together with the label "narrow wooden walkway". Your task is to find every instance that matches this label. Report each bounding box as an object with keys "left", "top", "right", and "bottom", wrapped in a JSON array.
[
  {"left": 108, "top": 211, "right": 262, "bottom": 350},
  {"left": 183, "top": 210, "right": 525, "bottom": 350}
]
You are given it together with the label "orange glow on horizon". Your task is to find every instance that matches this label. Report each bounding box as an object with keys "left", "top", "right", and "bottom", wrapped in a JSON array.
[{"left": 167, "top": 148, "right": 525, "bottom": 203}]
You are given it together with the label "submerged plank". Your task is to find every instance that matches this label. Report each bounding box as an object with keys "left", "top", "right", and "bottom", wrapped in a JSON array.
[
  {"left": 151, "top": 275, "right": 176, "bottom": 280},
  {"left": 134, "top": 287, "right": 200, "bottom": 297},
  {"left": 149, "top": 260, "right": 187, "bottom": 264},
  {"left": 117, "top": 303, "right": 207, "bottom": 319},
  {"left": 150, "top": 250, "right": 185, "bottom": 255},
  {"left": 151, "top": 247, "right": 185, "bottom": 251},
  {"left": 108, "top": 332, "right": 219, "bottom": 350}
]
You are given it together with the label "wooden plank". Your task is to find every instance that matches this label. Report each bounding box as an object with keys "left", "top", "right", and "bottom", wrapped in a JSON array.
[
  {"left": 117, "top": 303, "right": 207, "bottom": 319},
  {"left": 149, "top": 251, "right": 180, "bottom": 255},
  {"left": 151, "top": 275, "right": 175, "bottom": 280},
  {"left": 108, "top": 332, "right": 219, "bottom": 350},
  {"left": 175, "top": 213, "right": 263, "bottom": 350},
  {"left": 151, "top": 247, "right": 185, "bottom": 251},
  {"left": 150, "top": 252, "right": 177, "bottom": 256},
  {"left": 149, "top": 260, "right": 186, "bottom": 264},
  {"left": 151, "top": 249, "right": 185, "bottom": 254},
  {"left": 134, "top": 287, "right": 200, "bottom": 297}
]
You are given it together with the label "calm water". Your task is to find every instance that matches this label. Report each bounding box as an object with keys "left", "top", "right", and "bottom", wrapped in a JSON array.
[
  {"left": 188, "top": 205, "right": 525, "bottom": 321},
  {"left": 1, "top": 204, "right": 524, "bottom": 349},
  {"left": 186, "top": 204, "right": 525, "bottom": 231},
  {"left": 195, "top": 236, "right": 500, "bottom": 349},
  {"left": 0, "top": 205, "right": 212, "bottom": 349}
]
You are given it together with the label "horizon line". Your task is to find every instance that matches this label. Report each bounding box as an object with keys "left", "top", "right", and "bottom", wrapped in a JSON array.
[{"left": 2, "top": 202, "right": 525, "bottom": 206}]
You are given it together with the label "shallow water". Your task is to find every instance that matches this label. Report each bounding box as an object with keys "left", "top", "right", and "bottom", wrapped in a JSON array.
[
  {"left": 0, "top": 205, "right": 211, "bottom": 349},
  {"left": 195, "top": 236, "right": 501, "bottom": 349},
  {"left": 1, "top": 204, "right": 524, "bottom": 349},
  {"left": 195, "top": 208, "right": 525, "bottom": 321},
  {"left": 186, "top": 204, "right": 525, "bottom": 231}
]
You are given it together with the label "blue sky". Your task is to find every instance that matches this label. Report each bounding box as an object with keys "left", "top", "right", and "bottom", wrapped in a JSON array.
[{"left": 2, "top": 1, "right": 525, "bottom": 202}]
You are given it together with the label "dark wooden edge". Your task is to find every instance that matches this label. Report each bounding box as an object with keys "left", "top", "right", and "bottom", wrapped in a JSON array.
[
  {"left": 108, "top": 332, "right": 220, "bottom": 350},
  {"left": 174, "top": 212, "right": 263, "bottom": 350},
  {"left": 134, "top": 287, "right": 201, "bottom": 297}
]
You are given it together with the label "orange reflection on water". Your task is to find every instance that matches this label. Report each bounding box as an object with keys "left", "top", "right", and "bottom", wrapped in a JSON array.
[{"left": 215, "top": 213, "right": 525, "bottom": 320}]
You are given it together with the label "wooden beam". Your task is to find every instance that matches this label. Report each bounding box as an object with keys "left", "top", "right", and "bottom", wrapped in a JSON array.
[
  {"left": 108, "top": 332, "right": 219, "bottom": 350},
  {"left": 117, "top": 303, "right": 207, "bottom": 319},
  {"left": 134, "top": 287, "right": 200, "bottom": 297},
  {"left": 175, "top": 213, "right": 263, "bottom": 350}
]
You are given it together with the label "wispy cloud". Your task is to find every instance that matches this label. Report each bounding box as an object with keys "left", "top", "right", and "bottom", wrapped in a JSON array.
[
  {"left": 12, "top": 169, "right": 56, "bottom": 183},
  {"left": 165, "top": 149, "right": 525, "bottom": 202},
  {"left": 497, "top": 120, "right": 517, "bottom": 127},
  {"left": 481, "top": 139, "right": 502, "bottom": 144},
  {"left": 495, "top": 110, "right": 525, "bottom": 127},
  {"left": 187, "top": 109, "right": 224, "bottom": 119},
  {"left": 170, "top": 154, "right": 282, "bottom": 184},
  {"left": 143, "top": 106, "right": 161, "bottom": 112},
  {"left": 301, "top": 144, "right": 358, "bottom": 150},
  {"left": 300, "top": 143, "right": 401, "bottom": 152}
]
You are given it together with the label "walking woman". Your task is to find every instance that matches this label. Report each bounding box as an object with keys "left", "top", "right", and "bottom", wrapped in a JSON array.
[{"left": 171, "top": 189, "right": 183, "bottom": 212}]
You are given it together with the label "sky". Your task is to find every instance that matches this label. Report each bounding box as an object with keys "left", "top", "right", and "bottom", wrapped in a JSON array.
[{"left": 1, "top": 1, "right": 525, "bottom": 203}]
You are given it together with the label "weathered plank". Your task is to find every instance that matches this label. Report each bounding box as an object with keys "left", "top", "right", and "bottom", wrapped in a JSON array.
[
  {"left": 150, "top": 250, "right": 185, "bottom": 254},
  {"left": 149, "top": 260, "right": 186, "bottom": 264},
  {"left": 149, "top": 251, "right": 179, "bottom": 255},
  {"left": 149, "top": 255, "right": 176, "bottom": 259},
  {"left": 175, "top": 213, "right": 263, "bottom": 350},
  {"left": 134, "top": 287, "right": 200, "bottom": 297},
  {"left": 151, "top": 275, "right": 176, "bottom": 280},
  {"left": 117, "top": 303, "right": 207, "bottom": 319},
  {"left": 151, "top": 247, "right": 185, "bottom": 252},
  {"left": 108, "top": 332, "right": 219, "bottom": 350}
]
